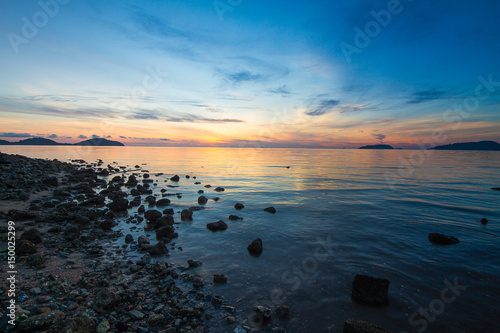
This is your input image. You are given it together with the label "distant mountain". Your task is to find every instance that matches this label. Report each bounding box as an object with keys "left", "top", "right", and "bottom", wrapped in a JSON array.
[
  {"left": 430, "top": 140, "right": 500, "bottom": 151},
  {"left": 0, "top": 137, "right": 124, "bottom": 146},
  {"left": 359, "top": 144, "right": 394, "bottom": 149},
  {"left": 75, "top": 138, "right": 125, "bottom": 146}
]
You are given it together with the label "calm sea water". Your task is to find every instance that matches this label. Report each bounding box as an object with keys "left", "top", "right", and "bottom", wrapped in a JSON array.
[{"left": 2, "top": 146, "right": 500, "bottom": 332}]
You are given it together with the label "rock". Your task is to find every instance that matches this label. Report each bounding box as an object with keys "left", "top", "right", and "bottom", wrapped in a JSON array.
[
  {"left": 214, "top": 187, "right": 225, "bottom": 192},
  {"left": 481, "top": 218, "right": 488, "bottom": 225},
  {"left": 263, "top": 207, "right": 276, "bottom": 214},
  {"left": 47, "top": 317, "right": 96, "bottom": 333},
  {"left": 274, "top": 305, "right": 290, "bottom": 319},
  {"left": 188, "top": 259, "right": 203, "bottom": 267},
  {"left": 247, "top": 238, "right": 263, "bottom": 255},
  {"left": 99, "top": 169, "right": 109, "bottom": 176},
  {"left": 128, "top": 310, "right": 145, "bottom": 320},
  {"left": 125, "top": 175, "right": 138, "bottom": 187},
  {"left": 143, "top": 173, "right": 150, "bottom": 179},
  {"left": 214, "top": 273, "right": 227, "bottom": 284},
  {"left": 27, "top": 253, "right": 45, "bottom": 267},
  {"left": 96, "top": 288, "right": 120, "bottom": 309},
  {"left": 351, "top": 274, "right": 390, "bottom": 305},
  {"left": 207, "top": 220, "right": 228, "bottom": 231},
  {"left": 17, "top": 239, "right": 37, "bottom": 255},
  {"left": 343, "top": 318, "right": 392, "bottom": 333},
  {"left": 147, "top": 313, "right": 165, "bottom": 328},
  {"left": 112, "top": 175, "right": 123, "bottom": 182},
  {"left": 163, "top": 208, "right": 174, "bottom": 215},
  {"left": 42, "top": 176, "right": 59, "bottom": 186},
  {"left": 108, "top": 197, "right": 129, "bottom": 212},
  {"left": 144, "top": 209, "right": 162, "bottom": 222},
  {"left": 138, "top": 235, "right": 150, "bottom": 245},
  {"left": 125, "top": 234, "right": 134, "bottom": 243},
  {"left": 138, "top": 205, "right": 145, "bottom": 213},
  {"left": 492, "top": 187, "right": 500, "bottom": 191},
  {"left": 181, "top": 209, "right": 193, "bottom": 221},
  {"left": 234, "top": 203, "right": 245, "bottom": 210},
  {"left": 170, "top": 175, "right": 180, "bottom": 182},
  {"left": 100, "top": 219, "right": 116, "bottom": 230},
  {"left": 156, "top": 198, "right": 171, "bottom": 206},
  {"left": 156, "top": 225, "right": 175, "bottom": 238},
  {"left": 198, "top": 195, "right": 208, "bottom": 205},
  {"left": 18, "top": 310, "right": 66, "bottom": 332},
  {"left": 150, "top": 242, "right": 168, "bottom": 255},
  {"left": 20, "top": 228, "right": 43, "bottom": 243},
  {"left": 228, "top": 215, "right": 243, "bottom": 220},
  {"left": 156, "top": 215, "right": 174, "bottom": 227},
  {"left": 226, "top": 316, "right": 235, "bottom": 324},
  {"left": 193, "top": 277, "right": 204, "bottom": 288},
  {"left": 254, "top": 305, "right": 272, "bottom": 323},
  {"left": 428, "top": 233, "right": 460, "bottom": 245},
  {"left": 131, "top": 188, "right": 140, "bottom": 196},
  {"left": 96, "top": 319, "right": 110, "bottom": 333}
]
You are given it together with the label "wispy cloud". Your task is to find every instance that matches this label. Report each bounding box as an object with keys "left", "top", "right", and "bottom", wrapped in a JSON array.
[
  {"left": 305, "top": 99, "right": 340, "bottom": 116},
  {"left": 78, "top": 135, "right": 87, "bottom": 139},
  {"left": 407, "top": 89, "right": 447, "bottom": 104},
  {"left": 48, "top": 134, "right": 58, "bottom": 138},
  {"left": 0, "top": 132, "right": 32, "bottom": 137},
  {"left": 225, "top": 71, "right": 263, "bottom": 84},
  {"left": 268, "top": 85, "right": 291, "bottom": 95},
  {"left": 373, "top": 133, "right": 386, "bottom": 142}
]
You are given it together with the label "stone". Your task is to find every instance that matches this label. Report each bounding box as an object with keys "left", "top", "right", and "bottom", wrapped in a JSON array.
[
  {"left": 207, "top": 220, "right": 228, "bottom": 231},
  {"left": 181, "top": 209, "right": 193, "bottom": 221},
  {"left": 214, "top": 274, "right": 227, "bottom": 284},
  {"left": 170, "top": 175, "right": 180, "bottom": 181},
  {"left": 481, "top": 218, "right": 488, "bottom": 225},
  {"left": 125, "top": 234, "right": 134, "bottom": 243},
  {"left": 108, "top": 197, "right": 129, "bottom": 212},
  {"left": 128, "top": 310, "right": 145, "bottom": 319},
  {"left": 263, "top": 207, "right": 276, "bottom": 214},
  {"left": 247, "top": 238, "right": 263, "bottom": 255},
  {"left": 274, "top": 305, "right": 290, "bottom": 319},
  {"left": 47, "top": 317, "right": 96, "bottom": 333},
  {"left": 96, "top": 288, "right": 120, "bottom": 309},
  {"left": 156, "top": 198, "right": 171, "bottom": 206},
  {"left": 254, "top": 305, "right": 272, "bottom": 323},
  {"left": 96, "top": 319, "right": 110, "bottom": 333},
  {"left": 234, "top": 203, "right": 245, "bottom": 210},
  {"left": 27, "top": 253, "right": 45, "bottom": 267},
  {"left": 188, "top": 259, "right": 203, "bottom": 267},
  {"left": 193, "top": 277, "right": 204, "bottom": 288},
  {"left": 343, "top": 318, "right": 392, "bottom": 333},
  {"left": 138, "top": 205, "right": 145, "bottom": 213},
  {"left": 228, "top": 215, "right": 242, "bottom": 220},
  {"left": 156, "top": 215, "right": 174, "bottom": 228},
  {"left": 351, "top": 274, "right": 390, "bottom": 305},
  {"left": 17, "top": 310, "right": 66, "bottom": 332},
  {"left": 17, "top": 239, "right": 37, "bottom": 255},
  {"left": 156, "top": 225, "right": 175, "bottom": 239},
  {"left": 214, "top": 187, "right": 225, "bottom": 192},
  {"left": 428, "top": 233, "right": 460, "bottom": 245},
  {"left": 149, "top": 242, "right": 168, "bottom": 255},
  {"left": 100, "top": 219, "right": 116, "bottom": 230},
  {"left": 148, "top": 313, "right": 165, "bottom": 328},
  {"left": 42, "top": 176, "right": 59, "bottom": 186},
  {"left": 20, "top": 228, "right": 43, "bottom": 243},
  {"left": 226, "top": 316, "right": 235, "bottom": 324},
  {"left": 138, "top": 235, "right": 150, "bottom": 245},
  {"left": 144, "top": 209, "right": 162, "bottom": 222},
  {"left": 198, "top": 195, "right": 208, "bottom": 205}
]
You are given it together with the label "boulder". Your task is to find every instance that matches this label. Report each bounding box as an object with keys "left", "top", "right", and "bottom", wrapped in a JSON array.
[
  {"left": 149, "top": 242, "right": 168, "bottom": 255},
  {"left": 428, "top": 233, "right": 459, "bottom": 245},
  {"left": 351, "top": 274, "right": 390, "bottom": 305},
  {"left": 125, "top": 234, "right": 134, "bottom": 243},
  {"left": 263, "top": 207, "right": 276, "bottom": 214},
  {"left": 228, "top": 215, "right": 242, "bottom": 221},
  {"left": 138, "top": 205, "right": 145, "bottom": 213},
  {"left": 145, "top": 195, "right": 156, "bottom": 205},
  {"left": 207, "top": 220, "right": 228, "bottom": 231},
  {"left": 480, "top": 218, "right": 488, "bottom": 225},
  {"left": 156, "top": 225, "right": 175, "bottom": 239},
  {"left": 163, "top": 208, "right": 175, "bottom": 215},
  {"left": 17, "top": 239, "right": 37, "bottom": 255},
  {"left": 18, "top": 310, "right": 66, "bottom": 332},
  {"left": 343, "top": 318, "right": 392, "bottom": 333},
  {"left": 156, "top": 215, "right": 174, "bottom": 227},
  {"left": 170, "top": 175, "right": 180, "bottom": 182},
  {"left": 181, "top": 209, "right": 193, "bottom": 221},
  {"left": 198, "top": 196, "right": 208, "bottom": 205},
  {"left": 247, "top": 238, "right": 263, "bottom": 255},
  {"left": 144, "top": 209, "right": 162, "bottom": 222},
  {"left": 20, "top": 228, "right": 43, "bottom": 244},
  {"left": 108, "top": 197, "right": 129, "bottom": 212},
  {"left": 156, "top": 198, "right": 171, "bottom": 206},
  {"left": 214, "top": 187, "right": 225, "bottom": 192},
  {"left": 234, "top": 203, "right": 245, "bottom": 210},
  {"left": 138, "top": 235, "right": 150, "bottom": 245}
]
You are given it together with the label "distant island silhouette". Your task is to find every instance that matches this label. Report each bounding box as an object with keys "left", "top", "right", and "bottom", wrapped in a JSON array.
[
  {"left": 430, "top": 140, "right": 500, "bottom": 151},
  {"left": 359, "top": 144, "right": 394, "bottom": 149},
  {"left": 0, "top": 137, "right": 124, "bottom": 146}
]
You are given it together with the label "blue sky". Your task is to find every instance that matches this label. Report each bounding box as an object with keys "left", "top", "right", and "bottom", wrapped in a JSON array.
[{"left": 0, "top": 0, "right": 499, "bottom": 147}]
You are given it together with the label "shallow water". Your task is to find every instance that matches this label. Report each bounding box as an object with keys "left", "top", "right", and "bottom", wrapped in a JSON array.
[{"left": 2, "top": 146, "right": 500, "bottom": 332}]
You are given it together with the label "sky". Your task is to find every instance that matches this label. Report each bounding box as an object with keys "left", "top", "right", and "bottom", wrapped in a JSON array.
[{"left": 0, "top": 0, "right": 499, "bottom": 148}]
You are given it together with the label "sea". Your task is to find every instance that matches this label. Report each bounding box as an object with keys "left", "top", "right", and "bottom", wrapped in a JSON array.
[{"left": 2, "top": 146, "right": 499, "bottom": 332}]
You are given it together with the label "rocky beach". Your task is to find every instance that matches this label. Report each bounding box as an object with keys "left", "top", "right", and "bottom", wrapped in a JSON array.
[{"left": 0, "top": 152, "right": 292, "bottom": 333}]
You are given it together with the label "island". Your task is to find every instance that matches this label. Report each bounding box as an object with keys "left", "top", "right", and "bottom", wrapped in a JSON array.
[
  {"left": 430, "top": 140, "right": 500, "bottom": 151},
  {"left": 0, "top": 137, "right": 125, "bottom": 146},
  {"left": 359, "top": 144, "right": 394, "bottom": 149}
]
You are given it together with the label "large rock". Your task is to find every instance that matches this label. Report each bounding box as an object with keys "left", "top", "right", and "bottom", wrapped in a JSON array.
[
  {"left": 228, "top": 215, "right": 242, "bottom": 221},
  {"left": 144, "top": 209, "right": 162, "bottom": 222},
  {"left": 108, "top": 197, "right": 129, "bottom": 212},
  {"left": 125, "top": 175, "right": 138, "bottom": 187},
  {"left": 351, "top": 274, "right": 389, "bottom": 305},
  {"left": 170, "top": 175, "right": 180, "bottom": 182},
  {"left": 343, "top": 318, "right": 392, "bottom": 333},
  {"left": 156, "top": 198, "right": 171, "bottom": 206},
  {"left": 247, "top": 238, "right": 263, "bottom": 255},
  {"left": 96, "top": 288, "right": 120, "bottom": 309},
  {"left": 17, "top": 310, "right": 66, "bottom": 332},
  {"left": 149, "top": 242, "right": 168, "bottom": 255},
  {"left": 207, "top": 220, "right": 228, "bottom": 231},
  {"left": 20, "top": 228, "right": 43, "bottom": 244},
  {"left": 234, "top": 203, "right": 245, "bottom": 210},
  {"left": 47, "top": 317, "right": 97, "bottom": 333},
  {"left": 181, "top": 209, "right": 193, "bottom": 221},
  {"left": 17, "top": 239, "right": 37, "bottom": 255},
  {"left": 155, "top": 215, "right": 174, "bottom": 228},
  {"left": 263, "top": 207, "right": 276, "bottom": 214},
  {"left": 156, "top": 225, "right": 175, "bottom": 239},
  {"left": 428, "top": 233, "right": 459, "bottom": 245},
  {"left": 145, "top": 195, "right": 156, "bottom": 205},
  {"left": 198, "top": 196, "right": 208, "bottom": 205}
]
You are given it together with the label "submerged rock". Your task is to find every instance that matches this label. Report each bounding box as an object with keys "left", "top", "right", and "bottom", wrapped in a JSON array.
[
  {"left": 263, "top": 207, "right": 276, "bottom": 214},
  {"left": 428, "top": 233, "right": 460, "bottom": 245},
  {"left": 481, "top": 218, "right": 488, "bottom": 225},
  {"left": 188, "top": 259, "right": 203, "bottom": 267},
  {"left": 247, "top": 238, "right": 263, "bottom": 255},
  {"left": 351, "top": 274, "right": 390, "bottom": 305},
  {"left": 228, "top": 215, "right": 243, "bottom": 221},
  {"left": 343, "top": 318, "right": 392, "bottom": 333},
  {"left": 207, "top": 220, "right": 228, "bottom": 231}
]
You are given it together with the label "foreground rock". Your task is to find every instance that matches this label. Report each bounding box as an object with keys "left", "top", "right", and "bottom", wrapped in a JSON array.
[
  {"left": 428, "top": 233, "right": 460, "bottom": 245},
  {"left": 343, "top": 318, "right": 392, "bottom": 333},
  {"left": 247, "top": 238, "right": 263, "bottom": 255},
  {"left": 351, "top": 274, "right": 390, "bottom": 305},
  {"left": 17, "top": 310, "right": 66, "bottom": 332}
]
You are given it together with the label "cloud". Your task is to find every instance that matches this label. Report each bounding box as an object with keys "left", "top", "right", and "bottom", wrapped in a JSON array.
[
  {"left": 0, "top": 132, "right": 32, "bottom": 137},
  {"left": 78, "top": 135, "right": 87, "bottom": 139},
  {"left": 305, "top": 99, "right": 340, "bottom": 116},
  {"left": 160, "top": 138, "right": 171, "bottom": 141},
  {"left": 92, "top": 135, "right": 101, "bottom": 139},
  {"left": 132, "top": 112, "right": 159, "bottom": 120},
  {"left": 268, "top": 85, "right": 291, "bottom": 95},
  {"left": 119, "top": 136, "right": 127, "bottom": 139},
  {"left": 48, "top": 134, "right": 58, "bottom": 138},
  {"left": 106, "top": 135, "right": 111, "bottom": 138},
  {"left": 407, "top": 90, "right": 446, "bottom": 104},
  {"left": 373, "top": 133, "right": 386, "bottom": 142},
  {"left": 226, "top": 71, "right": 263, "bottom": 84}
]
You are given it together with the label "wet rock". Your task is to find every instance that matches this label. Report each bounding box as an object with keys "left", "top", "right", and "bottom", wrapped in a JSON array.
[
  {"left": 343, "top": 318, "right": 392, "bottom": 333},
  {"left": 207, "top": 220, "right": 228, "bottom": 231},
  {"left": 247, "top": 238, "right": 263, "bottom": 255},
  {"left": 156, "top": 198, "right": 171, "bottom": 206},
  {"left": 193, "top": 277, "right": 204, "bottom": 288},
  {"left": 42, "top": 176, "right": 59, "bottom": 186},
  {"left": 150, "top": 242, "right": 168, "bottom": 255},
  {"left": 214, "top": 187, "right": 225, "bottom": 192},
  {"left": 145, "top": 195, "right": 156, "bottom": 205},
  {"left": 100, "top": 219, "right": 116, "bottom": 230},
  {"left": 131, "top": 188, "right": 140, "bottom": 196},
  {"left": 96, "top": 288, "right": 120, "bottom": 309},
  {"left": 144, "top": 209, "right": 162, "bottom": 222},
  {"left": 492, "top": 187, "right": 500, "bottom": 191},
  {"left": 128, "top": 309, "right": 145, "bottom": 320},
  {"left": 254, "top": 305, "right": 272, "bottom": 322},
  {"left": 99, "top": 169, "right": 109, "bottom": 176},
  {"left": 156, "top": 215, "right": 174, "bottom": 227},
  {"left": 130, "top": 196, "right": 141, "bottom": 207},
  {"left": 228, "top": 215, "right": 243, "bottom": 221},
  {"left": 481, "top": 218, "right": 488, "bottom": 225},
  {"left": 17, "top": 239, "right": 37, "bottom": 255},
  {"left": 156, "top": 225, "right": 175, "bottom": 238},
  {"left": 274, "top": 305, "right": 290, "bottom": 319},
  {"left": 234, "top": 203, "right": 245, "bottom": 210},
  {"left": 148, "top": 313, "right": 165, "bottom": 328},
  {"left": 198, "top": 195, "right": 208, "bottom": 205},
  {"left": 96, "top": 319, "right": 110, "bottom": 333},
  {"left": 163, "top": 208, "right": 174, "bottom": 215},
  {"left": 47, "top": 317, "right": 96, "bottom": 333},
  {"left": 188, "top": 259, "right": 203, "bottom": 267},
  {"left": 18, "top": 310, "right": 66, "bottom": 332},
  {"left": 170, "top": 175, "right": 180, "bottom": 182},
  {"left": 428, "top": 233, "right": 460, "bottom": 245},
  {"left": 27, "top": 253, "right": 46, "bottom": 267},
  {"left": 214, "top": 273, "right": 227, "bottom": 284},
  {"left": 263, "top": 207, "right": 276, "bottom": 214},
  {"left": 181, "top": 209, "right": 193, "bottom": 221},
  {"left": 138, "top": 205, "right": 145, "bottom": 214},
  {"left": 226, "top": 316, "right": 235, "bottom": 324},
  {"left": 20, "top": 228, "right": 43, "bottom": 244},
  {"left": 108, "top": 197, "right": 129, "bottom": 212},
  {"left": 138, "top": 235, "right": 150, "bottom": 245},
  {"left": 111, "top": 175, "right": 123, "bottom": 182},
  {"left": 351, "top": 274, "right": 390, "bottom": 305},
  {"left": 125, "top": 234, "right": 134, "bottom": 243}
]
